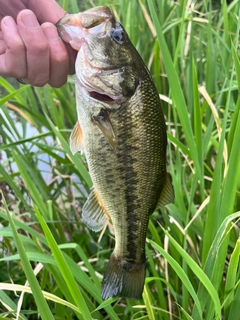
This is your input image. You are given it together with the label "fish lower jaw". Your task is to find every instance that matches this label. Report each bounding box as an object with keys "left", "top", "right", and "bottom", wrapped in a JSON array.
[
  {"left": 89, "top": 91, "right": 115, "bottom": 103},
  {"left": 76, "top": 82, "right": 125, "bottom": 105}
]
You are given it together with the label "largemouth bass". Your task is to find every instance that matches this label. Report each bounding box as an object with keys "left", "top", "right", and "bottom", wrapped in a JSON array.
[{"left": 57, "top": 6, "right": 174, "bottom": 300}]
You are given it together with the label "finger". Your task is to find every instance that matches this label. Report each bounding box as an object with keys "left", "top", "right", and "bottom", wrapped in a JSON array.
[
  {"left": 17, "top": 10, "right": 50, "bottom": 86},
  {"left": 26, "top": 0, "right": 66, "bottom": 24},
  {"left": 0, "top": 2, "right": 26, "bottom": 24},
  {"left": 0, "top": 40, "right": 7, "bottom": 55},
  {"left": 0, "top": 31, "right": 6, "bottom": 54},
  {"left": 66, "top": 44, "right": 77, "bottom": 75},
  {"left": 0, "top": 16, "right": 27, "bottom": 78},
  {"left": 41, "top": 22, "right": 69, "bottom": 87}
]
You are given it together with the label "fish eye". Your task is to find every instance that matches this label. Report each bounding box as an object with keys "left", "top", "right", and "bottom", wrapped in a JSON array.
[{"left": 111, "top": 28, "right": 124, "bottom": 44}]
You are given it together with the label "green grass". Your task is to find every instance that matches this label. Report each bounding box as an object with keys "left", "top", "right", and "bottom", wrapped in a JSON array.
[{"left": 0, "top": 0, "right": 240, "bottom": 319}]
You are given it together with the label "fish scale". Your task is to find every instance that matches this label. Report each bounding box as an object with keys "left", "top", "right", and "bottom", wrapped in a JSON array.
[{"left": 57, "top": 5, "right": 174, "bottom": 300}]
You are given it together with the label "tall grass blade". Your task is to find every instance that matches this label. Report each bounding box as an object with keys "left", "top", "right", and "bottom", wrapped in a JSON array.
[
  {"left": 224, "top": 239, "right": 240, "bottom": 315},
  {"left": 192, "top": 211, "right": 240, "bottom": 318},
  {"left": 146, "top": 0, "right": 201, "bottom": 181},
  {"left": 44, "top": 113, "right": 92, "bottom": 188},
  {"left": 152, "top": 229, "right": 221, "bottom": 320},
  {"left": 0, "top": 193, "right": 54, "bottom": 320},
  {"left": 148, "top": 239, "right": 202, "bottom": 319},
  {"left": 34, "top": 204, "right": 91, "bottom": 320}
]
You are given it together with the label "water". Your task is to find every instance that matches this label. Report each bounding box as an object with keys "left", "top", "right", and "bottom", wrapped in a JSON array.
[
  {"left": 0, "top": 109, "right": 89, "bottom": 201},
  {"left": 0, "top": 110, "right": 54, "bottom": 183}
]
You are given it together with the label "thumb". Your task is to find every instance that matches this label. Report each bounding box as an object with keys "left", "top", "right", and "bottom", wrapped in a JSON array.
[{"left": 26, "top": 0, "right": 66, "bottom": 24}]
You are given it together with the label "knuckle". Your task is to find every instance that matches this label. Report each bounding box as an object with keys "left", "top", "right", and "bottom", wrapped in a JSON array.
[
  {"left": 14, "top": 70, "right": 27, "bottom": 79},
  {"left": 6, "top": 60, "right": 26, "bottom": 79},
  {"left": 50, "top": 44, "right": 69, "bottom": 64},
  {"left": 32, "top": 77, "right": 49, "bottom": 87},
  {"left": 54, "top": 52, "right": 68, "bottom": 64},
  {"left": 49, "top": 75, "right": 68, "bottom": 88},
  {"left": 10, "top": 38, "right": 25, "bottom": 53},
  {"left": 31, "top": 42, "right": 49, "bottom": 56},
  {"left": 28, "top": 71, "right": 49, "bottom": 86}
]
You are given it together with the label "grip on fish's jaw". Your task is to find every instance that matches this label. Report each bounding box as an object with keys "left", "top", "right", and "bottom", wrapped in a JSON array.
[
  {"left": 56, "top": 8, "right": 113, "bottom": 47},
  {"left": 79, "top": 6, "right": 112, "bottom": 28},
  {"left": 56, "top": 14, "right": 86, "bottom": 48},
  {"left": 56, "top": 6, "right": 112, "bottom": 29},
  {"left": 56, "top": 14, "right": 79, "bottom": 28},
  {"left": 79, "top": 10, "right": 112, "bottom": 28}
]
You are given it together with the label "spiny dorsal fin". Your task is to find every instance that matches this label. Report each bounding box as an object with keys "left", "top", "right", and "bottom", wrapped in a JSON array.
[
  {"left": 82, "top": 188, "right": 110, "bottom": 232},
  {"left": 156, "top": 173, "right": 174, "bottom": 209},
  {"left": 70, "top": 122, "right": 84, "bottom": 155},
  {"left": 92, "top": 109, "right": 117, "bottom": 150}
]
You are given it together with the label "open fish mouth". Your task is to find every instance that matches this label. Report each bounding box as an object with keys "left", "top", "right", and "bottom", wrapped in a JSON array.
[
  {"left": 75, "top": 46, "right": 124, "bottom": 103},
  {"left": 56, "top": 7, "right": 126, "bottom": 104},
  {"left": 76, "top": 52, "right": 126, "bottom": 104},
  {"left": 88, "top": 91, "right": 115, "bottom": 103},
  {"left": 56, "top": 6, "right": 114, "bottom": 50}
]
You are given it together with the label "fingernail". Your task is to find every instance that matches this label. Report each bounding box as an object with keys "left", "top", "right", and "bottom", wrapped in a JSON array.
[
  {"left": 21, "top": 11, "right": 39, "bottom": 28},
  {"left": 2, "top": 16, "right": 16, "bottom": 29},
  {"left": 42, "top": 24, "right": 60, "bottom": 42}
]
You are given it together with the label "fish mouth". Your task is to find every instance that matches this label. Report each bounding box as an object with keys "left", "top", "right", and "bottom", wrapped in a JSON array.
[
  {"left": 56, "top": 7, "right": 125, "bottom": 104},
  {"left": 79, "top": 78, "right": 124, "bottom": 104},
  {"left": 89, "top": 91, "right": 115, "bottom": 103},
  {"left": 76, "top": 49, "right": 125, "bottom": 104},
  {"left": 56, "top": 6, "right": 113, "bottom": 50}
]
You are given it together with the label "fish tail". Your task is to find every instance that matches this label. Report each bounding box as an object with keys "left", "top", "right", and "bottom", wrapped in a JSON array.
[{"left": 101, "top": 253, "right": 146, "bottom": 300}]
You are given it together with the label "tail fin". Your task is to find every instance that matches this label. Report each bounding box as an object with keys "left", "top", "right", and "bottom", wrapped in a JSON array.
[{"left": 101, "top": 254, "right": 146, "bottom": 300}]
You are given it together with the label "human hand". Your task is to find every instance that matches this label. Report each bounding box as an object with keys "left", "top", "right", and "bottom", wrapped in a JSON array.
[{"left": 0, "top": 0, "right": 77, "bottom": 87}]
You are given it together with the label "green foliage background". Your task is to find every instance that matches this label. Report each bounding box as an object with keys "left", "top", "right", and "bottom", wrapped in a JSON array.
[{"left": 0, "top": 0, "right": 240, "bottom": 319}]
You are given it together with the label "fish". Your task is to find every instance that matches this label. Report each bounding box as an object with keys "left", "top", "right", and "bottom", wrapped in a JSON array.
[{"left": 56, "top": 6, "right": 174, "bottom": 301}]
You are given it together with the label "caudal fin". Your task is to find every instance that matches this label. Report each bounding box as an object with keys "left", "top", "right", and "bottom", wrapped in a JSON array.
[{"left": 101, "top": 254, "right": 146, "bottom": 300}]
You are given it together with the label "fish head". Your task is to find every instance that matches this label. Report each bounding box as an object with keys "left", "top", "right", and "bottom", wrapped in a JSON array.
[
  {"left": 56, "top": 6, "right": 113, "bottom": 50},
  {"left": 56, "top": 6, "right": 140, "bottom": 104}
]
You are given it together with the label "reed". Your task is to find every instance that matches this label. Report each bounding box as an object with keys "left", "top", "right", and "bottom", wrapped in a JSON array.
[{"left": 0, "top": 0, "right": 240, "bottom": 319}]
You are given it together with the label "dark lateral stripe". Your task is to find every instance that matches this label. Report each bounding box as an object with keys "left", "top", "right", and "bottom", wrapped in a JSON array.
[{"left": 116, "top": 106, "right": 144, "bottom": 262}]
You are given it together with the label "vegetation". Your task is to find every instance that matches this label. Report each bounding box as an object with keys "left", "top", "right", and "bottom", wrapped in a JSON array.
[{"left": 0, "top": 0, "right": 240, "bottom": 319}]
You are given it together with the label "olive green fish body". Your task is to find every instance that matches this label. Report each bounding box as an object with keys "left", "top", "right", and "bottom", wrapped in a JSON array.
[{"left": 57, "top": 6, "right": 174, "bottom": 300}]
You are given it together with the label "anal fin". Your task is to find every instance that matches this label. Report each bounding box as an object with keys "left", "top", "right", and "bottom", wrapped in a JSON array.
[
  {"left": 82, "top": 188, "right": 109, "bottom": 232},
  {"left": 70, "top": 122, "right": 84, "bottom": 155},
  {"left": 156, "top": 173, "right": 174, "bottom": 209}
]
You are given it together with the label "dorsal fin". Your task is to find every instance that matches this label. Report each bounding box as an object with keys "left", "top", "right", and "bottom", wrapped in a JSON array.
[
  {"left": 70, "top": 122, "right": 84, "bottom": 155},
  {"left": 82, "top": 188, "right": 110, "bottom": 232},
  {"left": 92, "top": 109, "right": 117, "bottom": 150},
  {"left": 156, "top": 173, "right": 174, "bottom": 209}
]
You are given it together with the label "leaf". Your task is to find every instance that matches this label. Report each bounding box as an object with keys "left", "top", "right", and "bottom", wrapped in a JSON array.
[
  {"left": 0, "top": 283, "right": 80, "bottom": 314},
  {"left": 0, "top": 192, "right": 55, "bottom": 320},
  {"left": 224, "top": 240, "right": 240, "bottom": 314},
  {"left": 146, "top": 0, "right": 201, "bottom": 181},
  {"left": 44, "top": 113, "right": 92, "bottom": 188},
  {"left": 148, "top": 239, "right": 203, "bottom": 319},
  {"left": 34, "top": 204, "right": 91, "bottom": 320}
]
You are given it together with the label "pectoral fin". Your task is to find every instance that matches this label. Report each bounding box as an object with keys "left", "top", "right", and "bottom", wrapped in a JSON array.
[
  {"left": 82, "top": 188, "right": 110, "bottom": 232},
  {"left": 156, "top": 173, "right": 174, "bottom": 209},
  {"left": 70, "top": 122, "right": 84, "bottom": 155},
  {"left": 92, "top": 109, "right": 117, "bottom": 150}
]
